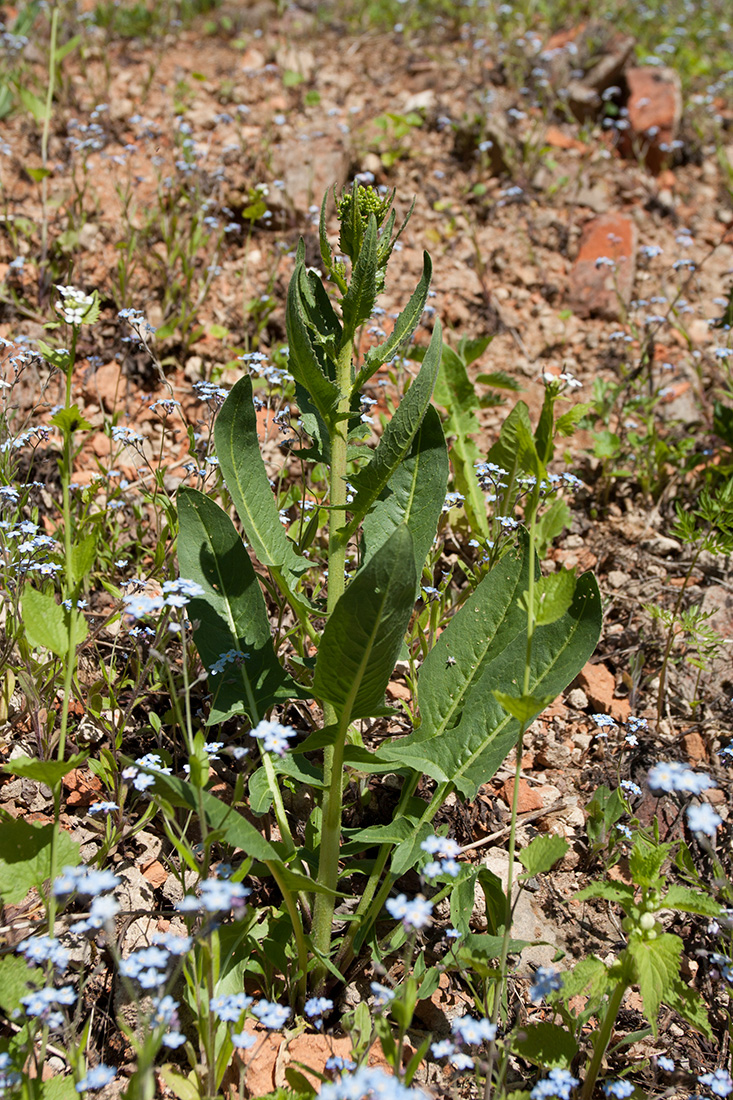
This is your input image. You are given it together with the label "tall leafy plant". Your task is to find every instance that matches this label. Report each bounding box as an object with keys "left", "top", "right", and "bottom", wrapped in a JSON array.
[{"left": 174, "top": 183, "right": 602, "bottom": 995}]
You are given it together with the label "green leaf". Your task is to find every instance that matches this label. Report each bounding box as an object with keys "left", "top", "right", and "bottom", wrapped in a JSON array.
[
  {"left": 3, "top": 752, "right": 88, "bottom": 787},
  {"left": 177, "top": 488, "right": 307, "bottom": 725},
  {"left": 147, "top": 771, "right": 280, "bottom": 864},
  {"left": 493, "top": 690, "right": 556, "bottom": 723},
  {"left": 559, "top": 956, "right": 610, "bottom": 1003},
  {"left": 518, "top": 834, "right": 569, "bottom": 877},
  {"left": 286, "top": 263, "right": 340, "bottom": 426},
  {"left": 512, "top": 1022, "right": 579, "bottom": 1069},
  {"left": 0, "top": 953, "right": 43, "bottom": 1016},
  {"left": 71, "top": 532, "right": 97, "bottom": 586},
  {"left": 486, "top": 401, "right": 540, "bottom": 485},
  {"left": 41, "top": 1077, "right": 78, "bottom": 1100},
  {"left": 432, "top": 341, "right": 489, "bottom": 537},
  {"left": 26, "top": 166, "right": 52, "bottom": 182},
  {"left": 18, "top": 85, "right": 48, "bottom": 121},
  {"left": 314, "top": 525, "right": 417, "bottom": 721},
  {"left": 629, "top": 836, "right": 673, "bottom": 890},
  {"left": 22, "top": 588, "right": 87, "bottom": 657},
  {"left": 664, "top": 976, "right": 712, "bottom": 1038},
  {"left": 628, "top": 932, "right": 682, "bottom": 1032},
  {"left": 50, "top": 404, "right": 93, "bottom": 434},
  {"left": 362, "top": 404, "right": 448, "bottom": 572},
  {"left": 341, "top": 214, "right": 378, "bottom": 331},
  {"left": 523, "top": 568, "right": 577, "bottom": 627},
  {"left": 378, "top": 531, "right": 602, "bottom": 800},
  {"left": 456, "top": 931, "right": 533, "bottom": 967},
  {"left": 159, "top": 1067, "right": 200, "bottom": 1100},
  {"left": 574, "top": 881, "right": 636, "bottom": 906},
  {"left": 0, "top": 818, "right": 81, "bottom": 905},
  {"left": 661, "top": 885, "right": 722, "bottom": 917},
  {"left": 353, "top": 251, "right": 432, "bottom": 391},
  {"left": 344, "top": 320, "right": 442, "bottom": 537},
  {"left": 214, "top": 376, "right": 309, "bottom": 584},
  {"left": 556, "top": 402, "right": 591, "bottom": 437}
]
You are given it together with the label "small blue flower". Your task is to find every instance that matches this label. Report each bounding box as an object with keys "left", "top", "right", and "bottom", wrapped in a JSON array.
[
  {"left": 529, "top": 966, "right": 563, "bottom": 1002},
  {"left": 385, "top": 893, "right": 433, "bottom": 930},
  {"left": 76, "top": 1065, "right": 117, "bottom": 1092},
  {"left": 699, "top": 1069, "right": 733, "bottom": 1097},
  {"left": 656, "top": 1056, "right": 675, "bottom": 1072},
  {"left": 687, "top": 803, "right": 722, "bottom": 836},
  {"left": 603, "top": 1081, "right": 634, "bottom": 1098}
]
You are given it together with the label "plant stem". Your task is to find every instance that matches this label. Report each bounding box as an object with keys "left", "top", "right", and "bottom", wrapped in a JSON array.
[
  {"left": 656, "top": 540, "right": 705, "bottom": 722},
  {"left": 580, "top": 978, "right": 627, "bottom": 1100},
  {"left": 311, "top": 333, "right": 354, "bottom": 985},
  {"left": 40, "top": 6, "right": 58, "bottom": 290}
]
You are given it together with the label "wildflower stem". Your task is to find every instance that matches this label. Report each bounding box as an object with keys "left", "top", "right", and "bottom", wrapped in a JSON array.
[
  {"left": 311, "top": 331, "right": 355, "bottom": 986},
  {"left": 580, "top": 977, "right": 627, "bottom": 1100}
]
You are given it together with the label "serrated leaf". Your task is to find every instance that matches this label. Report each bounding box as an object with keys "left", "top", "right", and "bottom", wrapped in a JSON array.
[
  {"left": 518, "top": 834, "right": 569, "bottom": 877},
  {"left": 353, "top": 251, "right": 432, "bottom": 391},
  {"left": 486, "top": 400, "right": 540, "bottom": 484},
  {"left": 628, "top": 932, "right": 682, "bottom": 1032},
  {"left": 0, "top": 819, "right": 81, "bottom": 905},
  {"left": 555, "top": 403, "right": 591, "bottom": 437},
  {"left": 664, "top": 976, "right": 712, "bottom": 1037},
  {"left": 50, "top": 404, "right": 93, "bottom": 435},
  {"left": 661, "top": 885, "right": 722, "bottom": 917},
  {"left": 214, "top": 375, "right": 309, "bottom": 584},
  {"left": 559, "top": 956, "right": 610, "bottom": 1003},
  {"left": 432, "top": 340, "right": 488, "bottom": 536},
  {"left": 314, "top": 525, "right": 417, "bottom": 721},
  {"left": 361, "top": 404, "right": 448, "bottom": 572},
  {"left": 177, "top": 488, "right": 307, "bottom": 725},
  {"left": 341, "top": 214, "right": 378, "bottom": 331},
  {"left": 629, "top": 836, "right": 672, "bottom": 890},
  {"left": 343, "top": 321, "right": 442, "bottom": 538},
  {"left": 3, "top": 752, "right": 88, "bottom": 787},
  {"left": 41, "top": 1077, "right": 78, "bottom": 1100},
  {"left": 512, "top": 1022, "right": 579, "bottom": 1069},
  {"left": 574, "top": 881, "right": 636, "bottom": 906},
  {"left": 0, "top": 954, "right": 43, "bottom": 1016}
]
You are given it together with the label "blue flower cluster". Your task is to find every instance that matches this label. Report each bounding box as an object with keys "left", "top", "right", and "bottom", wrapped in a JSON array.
[
  {"left": 531, "top": 1068, "right": 579, "bottom": 1099},
  {"left": 647, "top": 761, "right": 716, "bottom": 795},
  {"left": 420, "top": 833, "right": 462, "bottom": 879},
  {"left": 385, "top": 893, "right": 433, "bottom": 931}
]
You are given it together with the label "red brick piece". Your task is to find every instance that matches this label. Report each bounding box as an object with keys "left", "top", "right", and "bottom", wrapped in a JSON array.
[
  {"left": 567, "top": 213, "right": 637, "bottom": 320},
  {"left": 624, "top": 66, "right": 682, "bottom": 173}
]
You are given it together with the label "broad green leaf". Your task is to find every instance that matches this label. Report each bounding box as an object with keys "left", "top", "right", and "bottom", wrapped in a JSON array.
[
  {"left": 159, "top": 1068, "right": 199, "bottom": 1100},
  {"left": 559, "top": 956, "right": 610, "bottom": 1003},
  {"left": 380, "top": 554, "right": 601, "bottom": 799},
  {"left": 341, "top": 214, "right": 378, "bottom": 331},
  {"left": 574, "top": 881, "right": 635, "bottom": 906},
  {"left": 449, "top": 867, "right": 481, "bottom": 936},
  {"left": 214, "top": 375, "right": 309, "bottom": 582},
  {"left": 664, "top": 976, "right": 712, "bottom": 1037},
  {"left": 71, "top": 532, "right": 96, "bottom": 586},
  {"left": 523, "top": 568, "right": 577, "bottom": 627},
  {"left": 22, "top": 588, "right": 86, "bottom": 657},
  {"left": 177, "top": 488, "right": 306, "bottom": 725},
  {"left": 487, "top": 401, "right": 539, "bottom": 488},
  {"left": 286, "top": 263, "right": 340, "bottom": 426},
  {"left": 0, "top": 819, "right": 81, "bottom": 905},
  {"left": 457, "top": 932, "right": 533, "bottom": 966},
  {"left": 512, "top": 1022, "right": 579, "bottom": 1069},
  {"left": 518, "top": 834, "right": 569, "bottom": 877},
  {"left": 50, "top": 404, "right": 93, "bottom": 434},
  {"left": 493, "top": 690, "right": 556, "bottom": 724},
  {"left": 248, "top": 755, "right": 324, "bottom": 815},
  {"left": 629, "top": 836, "right": 673, "bottom": 890},
  {"left": 353, "top": 251, "right": 433, "bottom": 391},
  {"left": 362, "top": 404, "right": 448, "bottom": 573},
  {"left": 27, "top": 166, "right": 52, "bottom": 182},
  {"left": 661, "top": 885, "right": 721, "bottom": 918},
  {"left": 628, "top": 932, "right": 682, "bottom": 1032},
  {"left": 535, "top": 498, "right": 572, "bottom": 557},
  {"left": 3, "top": 752, "right": 88, "bottom": 787},
  {"left": 0, "top": 954, "right": 42, "bottom": 1016},
  {"left": 343, "top": 321, "right": 442, "bottom": 539},
  {"left": 314, "top": 525, "right": 417, "bottom": 721}
]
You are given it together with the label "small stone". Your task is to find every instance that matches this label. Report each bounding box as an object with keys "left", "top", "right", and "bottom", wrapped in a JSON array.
[
  {"left": 141, "top": 860, "right": 168, "bottom": 889},
  {"left": 607, "top": 570, "right": 630, "bottom": 589},
  {"left": 575, "top": 662, "right": 630, "bottom": 722},
  {"left": 567, "top": 687, "right": 588, "bottom": 710},
  {"left": 682, "top": 731, "right": 706, "bottom": 765}
]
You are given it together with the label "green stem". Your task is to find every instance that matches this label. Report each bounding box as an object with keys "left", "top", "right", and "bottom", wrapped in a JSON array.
[
  {"left": 311, "top": 333, "right": 354, "bottom": 986},
  {"left": 268, "top": 860, "right": 309, "bottom": 1008},
  {"left": 580, "top": 977, "right": 628, "bottom": 1100},
  {"left": 656, "top": 540, "right": 705, "bottom": 723}
]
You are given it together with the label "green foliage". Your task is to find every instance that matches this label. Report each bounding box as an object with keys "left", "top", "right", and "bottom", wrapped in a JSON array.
[{"left": 0, "top": 818, "right": 81, "bottom": 905}]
